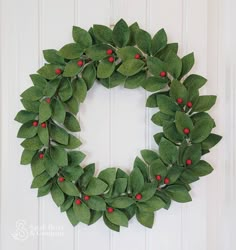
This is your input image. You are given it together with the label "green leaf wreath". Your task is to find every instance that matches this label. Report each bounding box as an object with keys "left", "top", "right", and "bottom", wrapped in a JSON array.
[{"left": 15, "top": 19, "right": 222, "bottom": 231}]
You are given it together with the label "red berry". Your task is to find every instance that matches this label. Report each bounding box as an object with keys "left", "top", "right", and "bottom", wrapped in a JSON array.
[
  {"left": 108, "top": 56, "right": 114, "bottom": 63},
  {"left": 135, "top": 193, "right": 142, "bottom": 200},
  {"left": 55, "top": 68, "right": 62, "bottom": 75},
  {"left": 186, "top": 159, "right": 192, "bottom": 165},
  {"left": 106, "top": 49, "right": 113, "bottom": 55},
  {"left": 58, "top": 177, "right": 65, "bottom": 182},
  {"left": 183, "top": 128, "right": 190, "bottom": 134},
  {"left": 160, "top": 71, "right": 166, "bottom": 77},
  {"left": 135, "top": 54, "right": 141, "bottom": 59},
  {"left": 46, "top": 98, "right": 51, "bottom": 104},
  {"left": 187, "top": 101, "right": 193, "bottom": 108},
  {"left": 155, "top": 175, "right": 162, "bottom": 181},
  {"left": 41, "top": 122, "right": 47, "bottom": 128},
  {"left": 84, "top": 195, "right": 90, "bottom": 201},
  {"left": 177, "top": 98, "right": 183, "bottom": 104},
  {"left": 39, "top": 153, "right": 44, "bottom": 159},
  {"left": 77, "top": 60, "right": 83, "bottom": 67},
  {"left": 164, "top": 178, "right": 170, "bottom": 184},
  {"left": 107, "top": 207, "right": 114, "bottom": 213},
  {"left": 75, "top": 199, "right": 82, "bottom": 205},
  {"left": 32, "top": 121, "right": 38, "bottom": 127}
]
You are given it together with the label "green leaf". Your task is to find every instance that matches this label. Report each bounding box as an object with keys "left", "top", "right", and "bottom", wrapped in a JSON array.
[
  {"left": 65, "top": 134, "right": 82, "bottom": 149},
  {"left": 50, "top": 146, "right": 68, "bottom": 166},
  {"left": 72, "top": 78, "right": 87, "bottom": 103},
  {"left": 140, "top": 183, "right": 157, "bottom": 202},
  {"left": 58, "top": 43, "right": 83, "bottom": 59},
  {"left": 128, "top": 22, "right": 140, "bottom": 46},
  {"left": 190, "top": 160, "right": 213, "bottom": 176},
  {"left": 51, "top": 99, "right": 66, "bottom": 123},
  {"left": 117, "top": 59, "right": 145, "bottom": 76},
  {"left": 103, "top": 214, "right": 120, "bottom": 232},
  {"left": 159, "top": 138, "right": 178, "bottom": 164},
  {"left": 21, "top": 86, "right": 43, "bottom": 101},
  {"left": 62, "top": 166, "right": 83, "bottom": 181},
  {"left": 192, "top": 95, "right": 217, "bottom": 112},
  {"left": 136, "top": 29, "right": 152, "bottom": 54},
  {"left": 60, "top": 196, "right": 74, "bottom": 212},
  {"left": 63, "top": 60, "right": 83, "bottom": 77},
  {"left": 175, "top": 111, "right": 194, "bottom": 135},
  {"left": 89, "top": 210, "right": 103, "bottom": 225},
  {"left": 111, "top": 197, "right": 134, "bottom": 208},
  {"left": 93, "top": 24, "right": 113, "bottom": 43},
  {"left": 64, "top": 112, "right": 80, "bottom": 132},
  {"left": 157, "top": 43, "right": 178, "bottom": 61},
  {"left": 85, "top": 44, "right": 113, "bottom": 61},
  {"left": 80, "top": 163, "right": 95, "bottom": 188},
  {"left": 38, "top": 125, "right": 49, "bottom": 145},
  {"left": 21, "top": 136, "right": 43, "bottom": 150},
  {"left": 179, "top": 52, "right": 194, "bottom": 78},
  {"left": 112, "top": 19, "right": 130, "bottom": 47},
  {"left": 151, "top": 112, "right": 173, "bottom": 126},
  {"left": 170, "top": 80, "right": 188, "bottom": 103},
  {"left": 17, "top": 121, "right": 38, "bottom": 138},
  {"left": 133, "top": 157, "right": 149, "bottom": 181},
  {"left": 72, "top": 26, "right": 92, "bottom": 48},
  {"left": 65, "top": 96, "right": 79, "bottom": 115},
  {"left": 30, "top": 74, "right": 47, "bottom": 89},
  {"left": 58, "top": 180, "right": 80, "bottom": 196},
  {"left": 15, "top": 110, "right": 37, "bottom": 123},
  {"left": 136, "top": 209, "right": 154, "bottom": 228},
  {"left": 124, "top": 71, "right": 146, "bottom": 89},
  {"left": 31, "top": 154, "right": 45, "bottom": 177},
  {"left": 183, "top": 144, "right": 202, "bottom": 166},
  {"left": 73, "top": 201, "right": 91, "bottom": 224},
  {"left": 82, "top": 63, "right": 96, "bottom": 90},
  {"left": 112, "top": 178, "right": 128, "bottom": 197},
  {"left": 165, "top": 185, "right": 192, "bottom": 203},
  {"left": 85, "top": 196, "right": 106, "bottom": 211},
  {"left": 130, "top": 167, "right": 144, "bottom": 194},
  {"left": 147, "top": 56, "right": 166, "bottom": 77},
  {"left": 68, "top": 151, "right": 86, "bottom": 166},
  {"left": 117, "top": 46, "right": 142, "bottom": 61},
  {"left": 43, "top": 78, "right": 60, "bottom": 97},
  {"left": 137, "top": 196, "right": 165, "bottom": 212},
  {"left": 84, "top": 177, "right": 108, "bottom": 196},
  {"left": 166, "top": 166, "right": 183, "bottom": 184},
  {"left": 165, "top": 51, "right": 182, "bottom": 78},
  {"left": 44, "top": 152, "right": 58, "bottom": 177},
  {"left": 51, "top": 183, "right": 65, "bottom": 206},
  {"left": 106, "top": 209, "right": 128, "bottom": 227},
  {"left": 184, "top": 74, "right": 207, "bottom": 90},
  {"left": 37, "top": 183, "right": 52, "bottom": 197},
  {"left": 58, "top": 78, "right": 73, "bottom": 102},
  {"left": 21, "top": 99, "right": 40, "bottom": 113},
  {"left": 31, "top": 171, "right": 51, "bottom": 188},
  {"left": 190, "top": 118, "right": 214, "bottom": 143},
  {"left": 150, "top": 159, "right": 167, "bottom": 180},
  {"left": 50, "top": 124, "right": 68, "bottom": 145},
  {"left": 37, "top": 64, "right": 62, "bottom": 80},
  {"left": 142, "top": 76, "right": 168, "bottom": 92},
  {"left": 43, "top": 49, "right": 65, "bottom": 64},
  {"left": 156, "top": 95, "right": 180, "bottom": 116},
  {"left": 39, "top": 100, "right": 52, "bottom": 123},
  {"left": 151, "top": 28, "right": 167, "bottom": 55},
  {"left": 97, "top": 58, "right": 115, "bottom": 78},
  {"left": 201, "top": 134, "right": 222, "bottom": 150},
  {"left": 163, "top": 121, "right": 184, "bottom": 143},
  {"left": 98, "top": 168, "right": 116, "bottom": 186},
  {"left": 20, "top": 149, "right": 36, "bottom": 165},
  {"left": 66, "top": 207, "right": 80, "bottom": 226},
  {"left": 141, "top": 149, "right": 159, "bottom": 165}
]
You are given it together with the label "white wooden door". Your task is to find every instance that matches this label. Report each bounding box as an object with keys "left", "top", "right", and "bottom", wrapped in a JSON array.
[{"left": 0, "top": 0, "right": 235, "bottom": 249}]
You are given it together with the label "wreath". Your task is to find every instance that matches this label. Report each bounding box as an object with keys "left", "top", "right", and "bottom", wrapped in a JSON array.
[{"left": 15, "top": 19, "right": 221, "bottom": 231}]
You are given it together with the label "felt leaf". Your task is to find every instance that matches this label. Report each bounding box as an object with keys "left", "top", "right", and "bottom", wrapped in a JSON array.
[
  {"left": 43, "top": 49, "right": 65, "bottom": 64},
  {"left": 51, "top": 99, "right": 66, "bottom": 123},
  {"left": 141, "top": 149, "right": 159, "bottom": 165},
  {"left": 111, "top": 197, "right": 134, "bottom": 209},
  {"left": 112, "top": 178, "right": 128, "bottom": 197},
  {"left": 31, "top": 154, "right": 45, "bottom": 177},
  {"left": 133, "top": 157, "right": 149, "bottom": 181},
  {"left": 201, "top": 133, "right": 222, "bottom": 150},
  {"left": 151, "top": 28, "right": 167, "bottom": 55},
  {"left": 30, "top": 74, "right": 47, "bottom": 89},
  {"left": 190, "top": 160, "right": 213, "bottom": 176},
  {"left": 175, "top": 111, "right": 194, "bottom": 135},
  {"left": 37, "top": 183, "right": 52, "bottom": 197},
  {"left": 156, "top": 95, "right": 181, "bottom": 116},
  {"left": 68, "top": 151, "right": 86, "bottom": 166},
  {"left": 179, "top": 52, "right": 194, "bottom": 78},
  {"left": 165, "top": 185, "right": 192, "bottom": 203},
  {"left": 82, "top": 63, "right": 96, "bottom": 90},
  {"left": 43, "top": 78, "right": 60, "bottom": 97},
  {"left": 183, "top": 144, "right": 202, "bottom": 166},
  {"left": 117, "top": 46, "right": 142, "bottom": 61},
  {"left": 151, "top": 112, "right": 173, "bottom": 126},
  {"left": 163, "top": 121, "right": 184, "bottom": 143},
  {"left": 58, "top": 78, "right": 73, "bottom": 102},
  {"left": 184, "top": 74, "right": 207, "bottom": 90},
  {"left": 58, "top": 180, "right": 80, "bottom": 196},
  {"left": 39, "top": 100, "right": 52, "bottom": 123},
  {"left": 80, "top": 163, "right": 95, "bottom": 188},
  {"left": 58, "top": 43, "right": 84, "bottom": 59},
  {"left": 191, "top": 95, "right": 217, "bottom": 112},
  {"left": 66, "top": 207, "right": 80, "bottom": 226},
  {"left": 73, "top": 201, "right": 91, "bottom": 224},
  {"left": 100, "top": 71, "right": 126, "bottom": 89},
  {"left": 60, "top": 196, "right": 74, "bottom": 212},
  {"left": 44, "top": 152, "right": 58, "bottom": 177},
  {"left": 21, "top": 99, "right": 40, "bottom": 113},
  {"left": 31, "top": 171, "right": 51, "bottom": 188},
  {"left": 136, "top": 209, "right": 154, "bottom": 228},
  {"left": 150, "top": 159, "right": 167, "bottom": 180},
  {"left": 65, "top": 96, "right": 79, "bottom": 115},
  {"left": 65, "top": 134, "right": 82, "bottom": 149},
  {"left": 98, "top": 168, "right": 116, "bottom": 186},
  {"left": 85, "top": 196, "right": 106, "bottom": 211},
  {"left": 85, "top": 44, "right": 113, "bottom": 61},
  {"left": 159, "top": 138, "right": 178, "bottom": 164},
  {"left": 112, "top": 19, "right": 130, "bottom": 47},
  {"left": 137, "top": 196, "right": 166, "bottom": 212},
  {"left": 15, "top": 110, "right": 37, "bottom": 124},
  {"left": 97, "top": 58, "right": 115, "bottom": 79},
  {"left": 21, "top": 86, "right": 43, "bottom": 101},
  {"left": 147, "top": 56, "right": 166, "bottom": 77},
  {"left": 17, "top": 121, "right": 38, "bottom": 138},
  {"left": 51, "top": 183, "right": 65, "bottom": 206},
  {"left": 20, "top": 149, "right": 36, "bottom": 165},
  {"left": 165, "top": 50, "right": 182, "bottom": 78},
  {"left": 63, "top": 60, "right": 83, "bottom": 77},
  {"left": 166, "top": 166, "right": 183, "bottom": 184},
  {"left": 37, "top": 125, "right": 49, "bottom": 145},
  {"left": 50, "top": 124, "right": 68, "bottom": 145},
  {"left": 170, "top": 80, "right": 188, "bottom": 103},
  {"left": 124, "top": 71, "right": 146, "bottom": 89},
  {"left": 105, "top": 209, "right": 128, "bottom": 227},
  {"left": 72, "top": 78, "right": 87, "bottom": 103},
  {"left": 140, "top": 183, "right": 157, "bottom": 202},
  {"left": 50, "top": 146, "right": 68, "bottom": 166},
  {"left": 72, "top": 26, "right": 92, "bottom": 48},
  {"left": 89, "top": 211, "right": 103, "bottom": 225},
  {"left": 157, "top": 43, "right": 179, "bottom": 61},
  {"left": 37, "top": 64, "right": 62, "bottom": 80},
  {"left": 64, "top": 112, "right": 80, "bottom": 132},
  {"left": 130, "top": 167, "right": 144, "bottom": 194},
  {"left": 93, "top": 24, "right": 113, "bottom": 43},
  {"left": 136, "top": 29, "right": 152, "bottom": 54},
  {"left": 21, "top": 136, "right": 43, "bottom": 150},
  {"left": 103, "top": 214, "right": 120, "bottom": 232},
  {"left": 117, "top": 59, "right": 145, "bottom": 76},
  {"left": 128, "top": 22, "right": 140, "bottom": 46},
  {"left": 84, "top": 177, "right": 108, "bottom": 196},
  {"left": 142, "top": 76, "right": 168, "bottom": 92}
]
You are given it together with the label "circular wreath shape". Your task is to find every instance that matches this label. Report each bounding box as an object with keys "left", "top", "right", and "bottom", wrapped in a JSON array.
[{"left": 15, "top": 19, "right": 222, "bottom": 231}]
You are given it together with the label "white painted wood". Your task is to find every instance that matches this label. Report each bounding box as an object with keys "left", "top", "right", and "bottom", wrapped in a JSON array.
[{"left": 1, "top": 0, "right": 236, "bottom": 249}]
